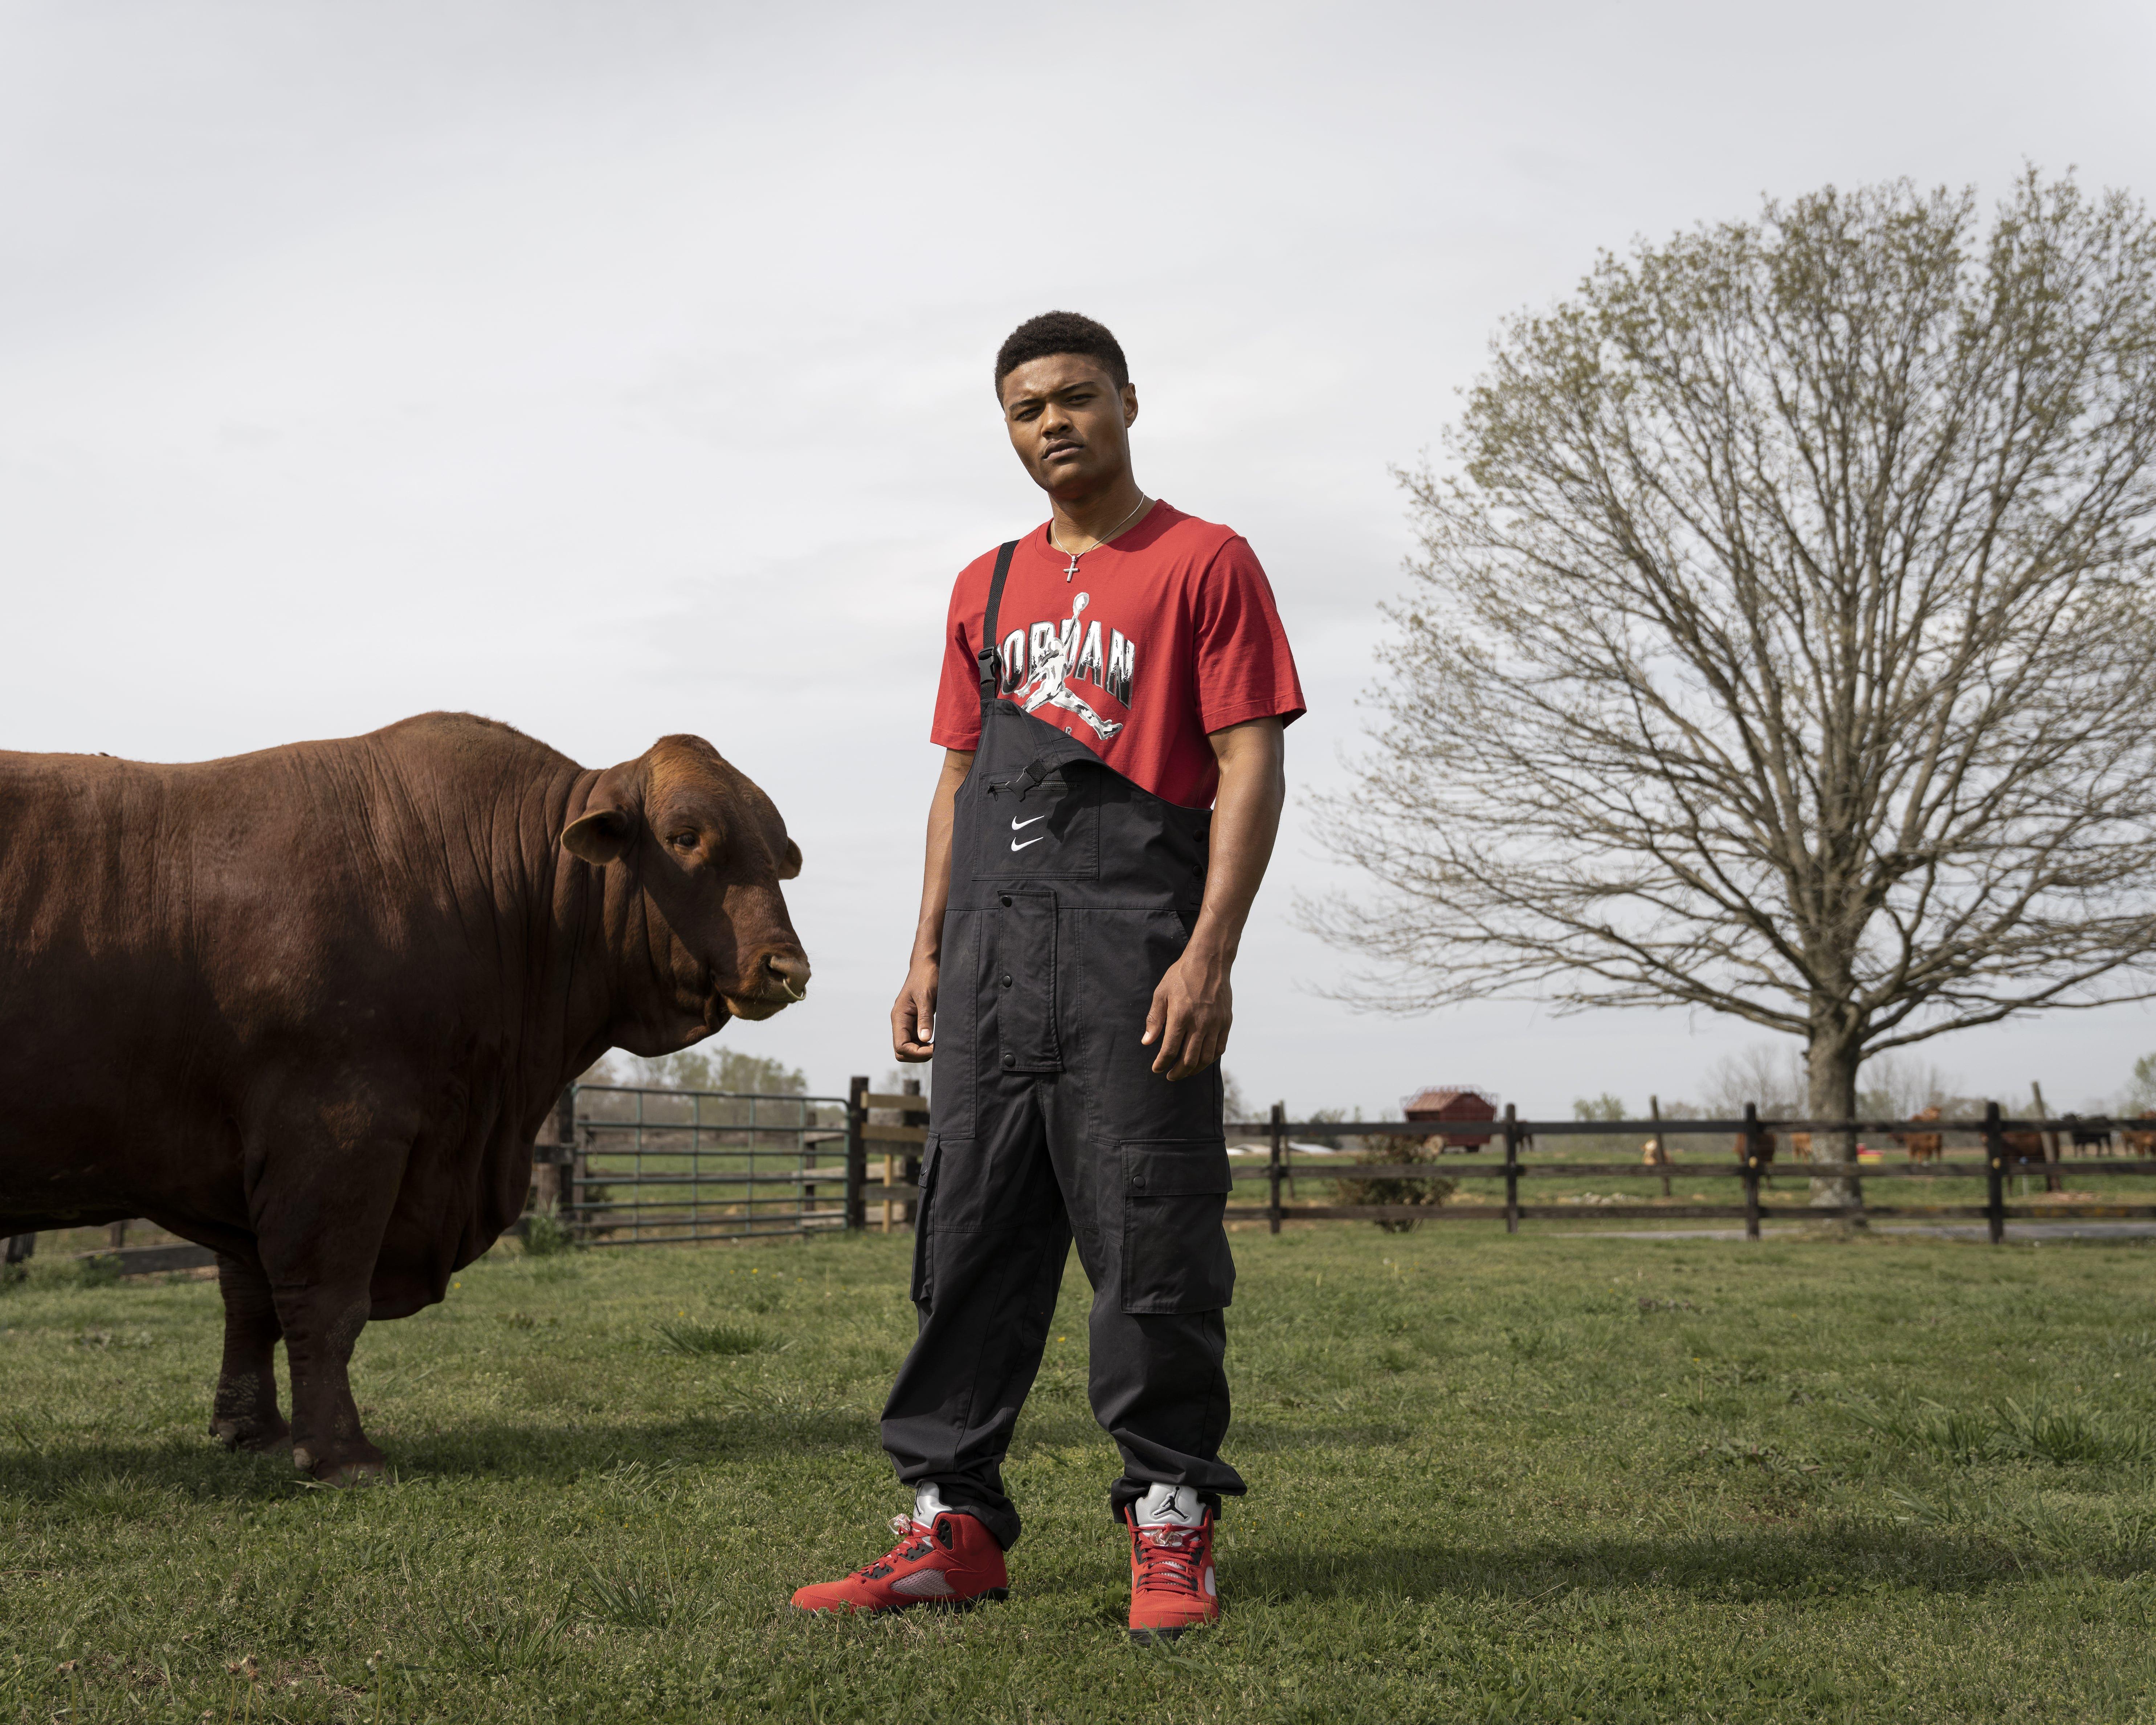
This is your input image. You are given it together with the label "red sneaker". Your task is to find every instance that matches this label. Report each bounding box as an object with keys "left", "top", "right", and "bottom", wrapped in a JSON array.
[
  {"left": 791, "top": 1512, "right": 1009, "bottom": 1616},
  {"left": 1126, "top": 1504, "right": 1219, "bottom": 1643}
]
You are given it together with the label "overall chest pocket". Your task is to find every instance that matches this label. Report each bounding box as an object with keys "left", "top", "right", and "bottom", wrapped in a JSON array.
[
  {"left": 988, "top": 887, "right": 1061, "bottom": 1073},
  {"left": 973, "top": 770, "right": 1099, "bottom": 880}
]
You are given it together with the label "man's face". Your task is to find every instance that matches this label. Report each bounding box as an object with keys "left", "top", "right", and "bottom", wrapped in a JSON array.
[{"left": 999, "top": 354, "right": 1139, "bottom": 500}]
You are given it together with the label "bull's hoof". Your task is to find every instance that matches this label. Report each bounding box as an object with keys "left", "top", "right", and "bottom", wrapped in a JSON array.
[
  {"left": 293, "top": 1444, "right": 386, "bottom": 1486},
  {"left": 209, "top": 1415, "right": 291, "bottom": 1454}
]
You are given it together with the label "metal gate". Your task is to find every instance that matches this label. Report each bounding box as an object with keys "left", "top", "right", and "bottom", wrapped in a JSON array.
[
  {"left": 543, "top": 1083, "right": 851, "bottom": 1244},
  {"left": 534, "top": 1080, "right": 930, "bottom": 1244}
]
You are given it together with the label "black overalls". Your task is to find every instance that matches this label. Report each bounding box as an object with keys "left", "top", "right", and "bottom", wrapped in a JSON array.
[{"left": 881, "top": 541, "right": 1246, "bottom": 1549}]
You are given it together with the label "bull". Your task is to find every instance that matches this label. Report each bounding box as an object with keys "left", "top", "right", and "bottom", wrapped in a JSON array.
[
  {"left": 1890, "top": 1105, "right": 1945, "bottom": 1165},
  {"left": 0, "top": 714, "right": 809, "bottom": 1482},
  {"left": 1733, "top": 1128, "right": 1778, "bottom": 1183}
]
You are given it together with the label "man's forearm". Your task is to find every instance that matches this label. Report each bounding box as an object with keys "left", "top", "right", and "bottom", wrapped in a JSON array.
[
  {"left": 1187, "top": 720, "right": 1286, "bottom": 962},
  {"left": 911, "top": 750, "right": 973, "bottom": 961},
  {"left": 1140, "top": 717, "right": 1286, "bottom": 1080}
]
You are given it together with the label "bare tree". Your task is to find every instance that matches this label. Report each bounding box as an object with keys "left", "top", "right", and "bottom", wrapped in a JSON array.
[
  {"left": 1697, "top": 1045, "right": 1807, "bottom": 1120},
  {"left": 1312, "top": 173, "right": 2156, "bottom": 1202}
]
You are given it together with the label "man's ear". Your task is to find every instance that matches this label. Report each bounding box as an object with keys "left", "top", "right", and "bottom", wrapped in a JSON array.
[
  {"left": 778, "top": 837, "right": 802, "bottom": 881},
  {"left": 562, "top": 766, "right": 643, "bottom": 865}
]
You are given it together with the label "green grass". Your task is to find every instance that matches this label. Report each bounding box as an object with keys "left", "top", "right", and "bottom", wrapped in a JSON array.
[{"left": 4, "top": 1226, "right": 2156, "bottom": 1722}]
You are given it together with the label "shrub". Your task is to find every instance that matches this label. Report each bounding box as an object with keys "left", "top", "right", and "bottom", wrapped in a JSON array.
[
  {"left": 1334, "top": 1138, "right": 1457, "bottom": 1233},
  {"left": 522, "top": 1214, "right": 577, "bottom": 1257}
]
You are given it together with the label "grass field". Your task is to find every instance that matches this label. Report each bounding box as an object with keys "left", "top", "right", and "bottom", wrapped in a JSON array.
[{"left": 5, "top": 1223, "right": 2156, "bottom": 1723}]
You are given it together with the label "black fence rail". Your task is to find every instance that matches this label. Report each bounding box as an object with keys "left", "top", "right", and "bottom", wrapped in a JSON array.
[
  {"left": 542, "top": 1088, "right": 2152, "bottom": 1248},
  {"left": 1217, "top": 1103, "right": 2156, "bottom": 1243},
  {"left": 18, "top": 1094, "right": 2140, "bottom": 1275}
]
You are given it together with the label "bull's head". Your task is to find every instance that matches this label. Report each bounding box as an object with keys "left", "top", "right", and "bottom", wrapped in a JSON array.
[{"left": 560, "top": 734, "right": 810, "bottom": 1054}]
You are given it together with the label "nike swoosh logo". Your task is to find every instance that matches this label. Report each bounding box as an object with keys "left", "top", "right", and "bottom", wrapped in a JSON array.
[
  {"left": 1011, "top": 814, "right": 1047, "bottom": 831},
  {"left": 1010, "top": 835, "right": 1048, "bottom": 852}
]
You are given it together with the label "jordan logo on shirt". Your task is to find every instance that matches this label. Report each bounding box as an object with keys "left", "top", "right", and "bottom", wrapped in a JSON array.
[{"left": 1003, "top": 591, "right": 1134, "bottom": 742}]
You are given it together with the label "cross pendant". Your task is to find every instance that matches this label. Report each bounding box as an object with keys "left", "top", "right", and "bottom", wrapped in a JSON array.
[{"left": 1063, "top": 554, "right": 1081, "bottom": 583}]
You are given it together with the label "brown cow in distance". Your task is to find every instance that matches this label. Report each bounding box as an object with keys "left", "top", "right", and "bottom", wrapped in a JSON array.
[
  {"left": 2001, "top": 1128, "right": 2050, "bottom": 1166},
  {"left": 0, "top": 714, "right": 809, "bottom": 1482},
  {"left": 1733, "top": 1130, "right": 1778, "bottom": 1166},
  {"left": 2124, "top": 1112, "right": 2156, "bottom": 1158},
  {"left": 1891, "top": 1105, "right": 1945, "bottom": 1165}
]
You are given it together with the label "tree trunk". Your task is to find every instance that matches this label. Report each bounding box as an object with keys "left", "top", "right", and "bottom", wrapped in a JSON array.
[{"left": 1807, "top": 1034, "right": 1861, "bottom": 1212}]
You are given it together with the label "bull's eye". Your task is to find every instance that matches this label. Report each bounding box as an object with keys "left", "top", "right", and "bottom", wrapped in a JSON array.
[{"left": 668, "top": 831, "right": 699, "bottom": 852}]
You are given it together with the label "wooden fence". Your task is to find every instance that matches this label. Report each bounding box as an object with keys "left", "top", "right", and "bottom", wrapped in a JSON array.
[
  {"left": 25, "top": 1094, "right": 2149, "bottom": 1279},
  {"left": 1217, "top": 1102, "right": 2156, "bottom": 1243},
  {"left": 541, "top": 1090, "right": 2156, "bottom": 1247}
]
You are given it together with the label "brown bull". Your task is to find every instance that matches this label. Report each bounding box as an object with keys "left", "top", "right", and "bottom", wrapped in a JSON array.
[
  {"left": 2124, "top": 1111, "right": 2156, "bottom": 1158},
  {"left": 1890, "top": 1105, "right": 1945, "bottom": 1165},
  {"left": 1733, "top": 1130, "right": 1778, "bottom": 1166},
  {"left": 0, "top": 714, "right": 809, "bottom": 1482},
  {"left": 2001, "top": 1128, "right": 2050, "bottom": 1166}
]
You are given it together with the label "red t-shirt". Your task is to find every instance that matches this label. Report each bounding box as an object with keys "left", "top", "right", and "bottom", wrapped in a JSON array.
[{"left": 930, "top": 502, "right": 1304, "bottom": 808}]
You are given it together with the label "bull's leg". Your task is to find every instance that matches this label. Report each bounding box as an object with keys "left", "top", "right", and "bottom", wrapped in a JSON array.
[
  {"left": 249, "top": 1118, "right": 409, "bottom": 1486},
  {"left": 209, "top": 1252, "right": 290, "bottom": 1452}
]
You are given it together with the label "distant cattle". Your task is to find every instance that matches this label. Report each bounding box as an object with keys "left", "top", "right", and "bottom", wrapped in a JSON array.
[
  {"left": 1891, "top": 1105, "right": 1945, "bottom": 1165},
  {"left": 2063, "top": 1114, "right": 2116, "bottom": 1156},
  {"left": 2000, "top": 1128, "right": 2051, "bottom": 1166},
  {"left": 2123, "top": 1112, "right": 2156, "bottom": 1158},
  {"left": 0, "top": 714, "right": 809, "bottom": 1482}
]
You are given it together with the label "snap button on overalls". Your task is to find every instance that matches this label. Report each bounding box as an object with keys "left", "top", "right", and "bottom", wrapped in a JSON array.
[{"left": 879, "top": 540, "right": 1246, "bottom": 1549}]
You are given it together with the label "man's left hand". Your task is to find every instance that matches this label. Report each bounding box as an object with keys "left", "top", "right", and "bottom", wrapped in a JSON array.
[{"left": 1142, "top": 942, "right": 1233, "bottom": 1081}]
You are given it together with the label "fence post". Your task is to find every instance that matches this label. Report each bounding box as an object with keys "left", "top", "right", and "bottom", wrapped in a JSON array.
[
  {"left": 1267, "top": 1102, "right": 1285, "bottom": 1235},
  {"left": 901, "top": 1077, "right": 925, "bottom": 1228},
  {"left": 845, "top": 1076, "right": 868, "bottom": 1232},
  {"left": 2030, "top": 1081, "right": 2064, "bottom": 1194},
  {"left": 1741, "top": 1101, "right": 1763, "bottom": 1242},
  {"left": 1984, "top": 1100, "right": 2006, "bottom": 1245},
  {"left": 555, "top": 1086, "right": 580, "bottom": 1234},
  {"left": 1650, "top": 1094, "right": 1669, "bottom": 1199},
  {"left": 1502, "top": 1103, "right": 1520, "bottom": 1235}
]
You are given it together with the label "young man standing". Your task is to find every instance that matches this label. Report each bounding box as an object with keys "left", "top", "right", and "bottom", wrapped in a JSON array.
[{"left": 792, "top": 312, "right": 1303, "bottom": 1641}]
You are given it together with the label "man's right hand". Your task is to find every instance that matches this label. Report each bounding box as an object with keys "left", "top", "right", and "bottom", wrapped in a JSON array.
[{"left": 891, "top": 957, "right": 939, "bottom": 1062}]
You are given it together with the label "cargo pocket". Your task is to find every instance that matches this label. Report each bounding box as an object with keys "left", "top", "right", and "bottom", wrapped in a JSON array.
[
  {"left": 1119, "top": 1140, "right": 1235, "bottom": 1314},
  {"left": 909, "top": 1137, "right": 944, "bottom": 1308}
]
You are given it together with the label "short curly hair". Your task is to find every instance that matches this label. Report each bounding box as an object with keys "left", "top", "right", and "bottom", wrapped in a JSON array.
[{"left": 994, "top": 311, "right": 1129, "bottom": 395}]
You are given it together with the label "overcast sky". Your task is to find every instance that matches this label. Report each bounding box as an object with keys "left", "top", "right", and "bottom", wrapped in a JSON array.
[{"left": 9, "top": 0, "right": 2156, "bottom": 1115}]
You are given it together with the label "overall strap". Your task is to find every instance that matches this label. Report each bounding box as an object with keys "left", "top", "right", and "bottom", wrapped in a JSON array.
[{"left": 976, "top": 540, "right": 1019, "bottom": 699}]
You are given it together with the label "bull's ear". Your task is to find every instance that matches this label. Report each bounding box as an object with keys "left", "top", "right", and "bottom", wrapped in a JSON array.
[
  {"left": 564, "top": 763, "right": 644, "bottom": 865},
  {"left": 777, "top": 837, "right": 802, "bottom": 881},
  {"left": 562, "top": 807, "right": 636, "bottom": 865}
]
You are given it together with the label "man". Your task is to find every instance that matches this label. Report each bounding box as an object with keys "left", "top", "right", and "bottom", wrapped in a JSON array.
[{"left": 792, "top": 311, "right": 1303, "bottom": 1642}]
